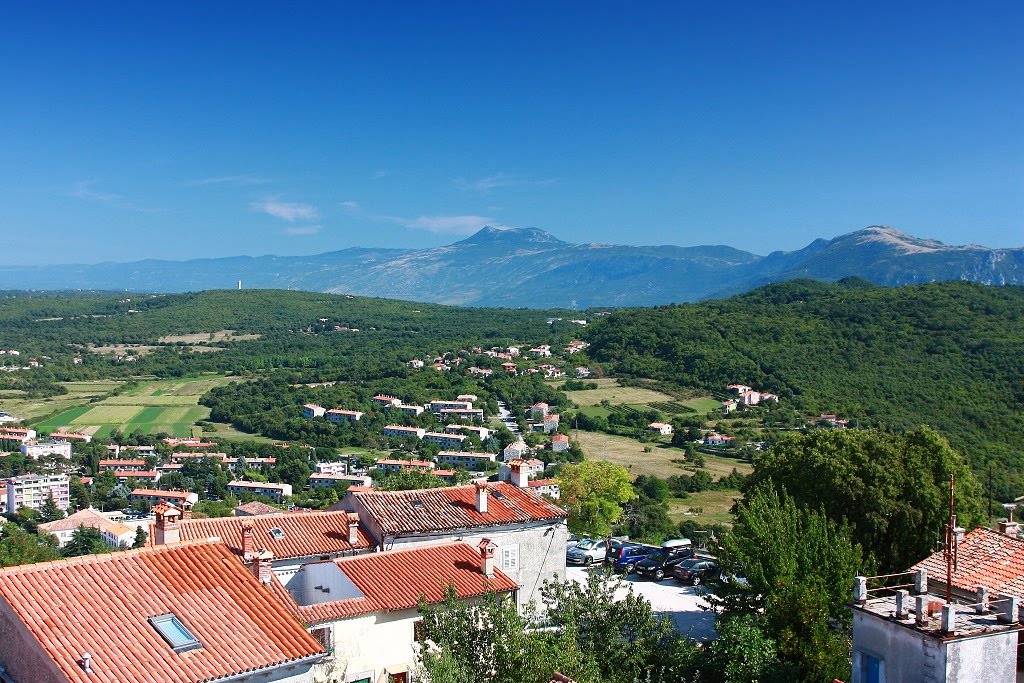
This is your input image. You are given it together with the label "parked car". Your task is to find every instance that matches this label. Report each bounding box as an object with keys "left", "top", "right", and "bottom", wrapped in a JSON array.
[
  {"left": 566, "top": 534, "right": 582, "bottom": 551},
  {"left": 566, "top": 538, "right": 608, "bottom": 566},
  {"left": 634, "top": 539, "right": 697, "bottom": 580},
  {"left": 608, "top": 543, "right": 659, "bottom": 574},
  {"left": 670, "top": 558, "right": 720, "bottom": 585}
]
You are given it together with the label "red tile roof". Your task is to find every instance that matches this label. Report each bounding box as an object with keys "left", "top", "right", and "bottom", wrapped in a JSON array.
[
  {"left": 269, "top": 542, "right": 517, "bottom": 624},
  {"left": 347, "top": 482, "right": 566, "bottom": 536},
  {"left": 175, "top": 510, "right": 373, "bottom": 560},
  {"left": 0, "top": 542, "right": 324, "bottom": 683},
  {"left": 912, "top": 527, "right": 1024, "bottom": 597},
  {"left": 99, "top": 459, "right": 148, "bottom": 467},
  {"left": 234, "top": 500, "right": 284, "bottom": 516}
]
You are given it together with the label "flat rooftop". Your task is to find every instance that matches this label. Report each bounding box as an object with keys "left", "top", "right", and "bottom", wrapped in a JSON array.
[{"left": 853, "top": 592, "right": 1024, "bottom": 640}]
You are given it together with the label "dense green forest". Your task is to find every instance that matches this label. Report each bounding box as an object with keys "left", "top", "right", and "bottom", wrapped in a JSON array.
[{"left": 584, "top": 279, "right": 1024, "bottom": 497}]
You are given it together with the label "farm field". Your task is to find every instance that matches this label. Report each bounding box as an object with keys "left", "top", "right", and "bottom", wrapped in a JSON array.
[
  {"left": 564, "top": 378, "right": 677, "bottom": 407},
  {"left": 157, "top": 329, "right": 260, "bottom": 344},
  {"left": 667, "top": 489, "right": 743, "bottom": 528},
  {"left": 0, "top": 380, "right": 123, "bottom": 421},
  {"left": 32, "top": 375, "right": 241, "bottom": 438},
  {"left": 575, "top": 430, "right": 753, "bottom": 479}
]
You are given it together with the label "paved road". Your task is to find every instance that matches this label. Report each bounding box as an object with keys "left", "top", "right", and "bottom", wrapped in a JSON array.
[{"left": 565, "top": 565, "right": 717, "bottom": 640}]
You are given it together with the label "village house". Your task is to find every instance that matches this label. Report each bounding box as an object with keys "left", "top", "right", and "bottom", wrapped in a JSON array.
[
  {"left": 721, "top": 399, "right": 738, "bottom": 414},
  {"left": 112, "top": 470, "right": 161, "bottom": 486},
  {"left": 315, "top": 460, "right": 348, "bottom": 476},
  {"left": 574, "top": 366, "right": 592, "bottom": 378},
  {"left": 498, "top": 458, "right": 545, "bottom": 485},
  {"left": 338, "top": 481, "right": 567, "bottom": 610},
  {"left": 227, "top": 480, "right": 294, "bottom": 503},
  {"left": 233, "top": 500, "right": 283, "bottom": 516},
  {"left": 374, "top": 458, "right": 433, "bottom": 474},
  {"left": 436, "top": 450, "right": 498, "bottom": 470},
  {"left": 169, "top": 451, "right": 228, "bottom": 464},
  {"left": 501, "top": 361, "right": 518, "bottom": 375},
  {"left": 302, "top": 403, "right": 326, "bottom": 418},
  {"left": 818, "top": 414, "right": 850, "bottom": 428},
  {"left": 551, "top": 433, "right": 570, "bottom": 452},
  {"left": 38, "top": 507, "right": 135, "bottom": 549},
  {"left": 308, "top": 473, "right": 372, "bottom": 489},
  {"left": 649, "top": 422, "right": 674, "bottom": 436},
  {"left": 444, "top": 424, "right": 491, "bottom": 442},
  {"left": 130, "top": 488, "right": 199, "bottom": 509},
  {"left": 49, "top": 431, "right": 92, "bottom": 444},
  {"left": 726, "top": 383, "right": 753, "bottom": 394},
  {"left": 531, "top": 402, "right": 549, "bottom": 419},
  {"left": 153, "top": 504, "right": 372, "bottom": 584},
  {"left": 704, "top": 433, "right": 736, "bottom": 446},
  {"left": 20, "top": 439, "right": 72, "bottom": 459},
  {"left": 373, "top": 394, "right": 403, "bottom": 407},
  {"left": 0, "top": 427, "right": 35, "bottom": 443},
  {"left": 427, "top": 399, "right": 474, "bottom": 413},
  {"left": 269, "top": 540, "right": 517, "bottom": 683},
  {"left": 383, "top": 425, "right": 426, "bottom": 440},
  {"left": 99, "top": 459, "right": 149, "bottom": 472},
  {"left": 502, "top": 439, "right": 529, "bottom": 462},
  {"left": 326, "top": 408, "right": 365, "bottom": 423},
  {"left": 2, "top": 473, "right": 70, "bottom": 514},
  {"left": 530, "top": 345, "right": 552, "bottom": 358},
  {"left": 423, "top": 431, "right": 466, "bottom": 450},
  {"left": 398, "top": 404, "right": 424, "bottom": 415},
  {"left": 406, "top": 358, "right": 424, "bottom": 368},
  {"left": 542, "top": 413, "right": 560, "bottom": 434},
  {"left": 565, "top": 340, "right": 589, "bottom": 354},
  {"left": 0, "top": 541, "right": 327, "bottom": 683}
]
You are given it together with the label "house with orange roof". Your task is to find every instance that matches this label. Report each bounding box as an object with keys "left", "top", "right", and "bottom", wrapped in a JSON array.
[
  {"left": 326, "top": 408, "right": 365, "bottom": 423},
  {"left": 551, "top": 433, "right": 570, "bottom": 452},
  {"left": 302, "top": 403, "right": 326, "bottom": 418},
  {"left": 336, "top": 481, "right": 567, "bottom": 609},
  {"left": 267, "top": 540, "right": 516, "bottom": 683},
  {"left": 37, "top": 507, "right": 135, "bottom": 549},
  {"left": 0, "top": 541, "right": 326, "bottom": 683}
]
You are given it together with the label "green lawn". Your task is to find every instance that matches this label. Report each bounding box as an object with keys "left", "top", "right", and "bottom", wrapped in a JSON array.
[{"left": 667, "top": 489, "right": 742, "bottom": 528}]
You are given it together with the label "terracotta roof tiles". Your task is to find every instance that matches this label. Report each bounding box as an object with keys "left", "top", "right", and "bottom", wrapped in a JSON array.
[
  {"left": 269, "top": 542, "right": 517, "bottom": 624},
  {"left": 913, "top": 526, "right": 1024, "bottom": 597},
  {"left": 348, "top": 481, "right": 565, "bottom": 536},
  {"left": 175, "top": 510, "right": 372, "bottom": 560},
  {"left": 0, "top": 542, "right": 324, "bottom": 683}
]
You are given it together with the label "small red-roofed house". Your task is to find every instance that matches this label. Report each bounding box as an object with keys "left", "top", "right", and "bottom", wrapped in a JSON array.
[
  {"left": 335, "top": 481, "right": 567, "bottom": 610},
  {"left": 268, "top": 541, "right": 517, "bottom": 682},
  {"left": 0, "top": 542, "right": 325, "bottom": 683}
]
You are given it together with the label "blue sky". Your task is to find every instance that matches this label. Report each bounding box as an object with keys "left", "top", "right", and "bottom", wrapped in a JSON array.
[{"left": 1, "top": 2, "right": 1021, "bottom": 265}]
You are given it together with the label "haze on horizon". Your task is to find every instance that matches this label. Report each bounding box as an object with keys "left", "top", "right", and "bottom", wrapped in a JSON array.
[{"left": 1, "top": 2, "right": 1021, "bottom": 266}]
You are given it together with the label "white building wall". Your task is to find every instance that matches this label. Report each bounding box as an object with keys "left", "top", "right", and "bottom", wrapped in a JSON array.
[{"left": 322, "top": 611, "right": 417, "bottom": 683}]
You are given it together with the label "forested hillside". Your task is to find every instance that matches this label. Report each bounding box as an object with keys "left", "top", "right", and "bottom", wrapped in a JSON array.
[{"left": 584, "top": 280, "right": 1024, "bottom": 497}]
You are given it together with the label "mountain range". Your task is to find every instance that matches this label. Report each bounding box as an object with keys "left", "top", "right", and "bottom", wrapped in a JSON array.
[{"left": 2, "top": 226, "right": 1021, "bottom": 308}]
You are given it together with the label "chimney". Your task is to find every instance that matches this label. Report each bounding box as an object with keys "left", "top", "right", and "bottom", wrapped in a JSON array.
[
  {"left": 953, "top": 526, "right": 965, "bottom": 544},
  {"left": 853, "top": 576, "right": 867, "bottom": 604},
  {"left": 153, "top": 504, "right": 181, "bottom": 546},
  {"left": 253, "top": 550, "right": 274, "bottom": 584},
  {"left": 895, "top": 589, "right": 909, "bottom": 619},
  {"left": 80, "top": 653, "right": 93, "bottom": 674},
  {"left": 346, "top": 512, "right": 360, "bottom": 545},
  {"left": 181, "top": 503, "right": 192, "bottom": 521},
  {"left": 997, "top": 594, "right": 1019, "bottom": 624},
  {"left": 976, "top": 586, "right": 989, "bottom": 614},
  {"left": 915, "top": 595, "right": 929, "bottom": 626},
  {"left": 241, "top": 521, "right": 255, "bottom": 561},
  {"left": 941, "top": 604, "right": 956, "bottom": 634},
  {"left": 478, "top": 538, "right": 495, "bottom": 578},
  {"left": 999, "top": 520, "right": 1020, "bottom": 538},
  {"left": 914, "top": 568, "right": 928, "bottom": 594},
  {"left": 474, "top": 481, "right": 489, "bottom": 514},
  {"left": 510, "top": 461, "right": 529, "bottom": 488}
]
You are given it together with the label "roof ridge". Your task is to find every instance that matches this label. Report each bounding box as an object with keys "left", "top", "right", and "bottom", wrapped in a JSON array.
[{"left": 0, "top": 538, "right": 223, "bottom": 575}]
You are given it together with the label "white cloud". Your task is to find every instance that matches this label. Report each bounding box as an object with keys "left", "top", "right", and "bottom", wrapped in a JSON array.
[
  {"left": 284, "top": 225, "right": 321, "bottom": 236},
  {"left": 69, "top": 181, "right": 164, "bottom": 213},
  {"left": 385, "top": 214, "right": 497, "bottom": 235},
  {"left": 340, "top": 200, "right": 360, "bottom": 210},
  {"left": 371, "top": 170, "right": 388, "bottom": 180},
  {"left": 252, "top": 198, "right": 320, "bottom": 222},
  {"left": 186, "top": 175, "right": 271, "bottom": 187},
  {"left": 454, "top": 172, "right": 559, "bottom": 192}
]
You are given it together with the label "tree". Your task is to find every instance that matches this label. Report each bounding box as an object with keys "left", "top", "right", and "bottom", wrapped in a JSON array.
[
  {"left": 374, "top": 469, "right": 446, "bottom": 491},
  {"left": 708, "top": 486, "right": 864, "bottom": 682},
  {"left": 0, "top": 522, "right": 60, "bottom": 567},
  {"left": 744, "top": 427, "right": 984, "bottom": 571},
  {"left": 132, "top": 525, "right": 148, "bottom": 549},
  {"left": 558, "top": 462, "right": 634, "bottom": 537},
  {"left": 62, "top": 526, "right": 109, "bottom": 558},
  {"left": 38, "top": 495, "right": 64, "bottom": 523}
]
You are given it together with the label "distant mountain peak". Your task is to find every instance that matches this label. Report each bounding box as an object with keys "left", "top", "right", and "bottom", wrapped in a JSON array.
[
  {"left": 846, "top": 225, "right": 956, "bottom": 254},
  {"left": 457, "top": 226, "right": 570, "bottom": 247}
]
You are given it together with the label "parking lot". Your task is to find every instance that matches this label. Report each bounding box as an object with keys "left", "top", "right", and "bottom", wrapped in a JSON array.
[{"left": 565, "top": 565, "right": 717, "bottom": 640}]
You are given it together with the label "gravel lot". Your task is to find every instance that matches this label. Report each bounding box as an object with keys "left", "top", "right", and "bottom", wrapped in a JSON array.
[{"left": 565, "top": 565, "right": 717, "bottom": 640}]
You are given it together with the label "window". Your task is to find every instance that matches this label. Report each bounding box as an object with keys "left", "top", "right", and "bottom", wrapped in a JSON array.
[
  {"left": 501, "top": 545, "right": 519, "bottom": 572},
  {"left": 269, "top": 527, "right": 285, "bottom": 540},
  {"left": 149, "top": 614, "right": 201, "bottom": 653},
  {"left": 857, "top": 651, "right": 884, "bottom": 683}
]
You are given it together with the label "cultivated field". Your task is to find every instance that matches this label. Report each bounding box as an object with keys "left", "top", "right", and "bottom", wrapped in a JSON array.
[
  {"left": 32, "top": 375, "right": 240, "bottom": 438},
  {"left": 0, "top": 380, "right": 123, "bottom": 421}
]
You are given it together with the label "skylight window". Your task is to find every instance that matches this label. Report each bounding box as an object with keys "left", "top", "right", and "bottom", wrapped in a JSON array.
[
  {"left": 149, "top": 614, "right": 201, "bottom": 653},
  {"left": 269, "top": 527, "right": 285, "bottom": 540},
  {"left": 411, "top": 500, "right": 424, "bottom": 509}
]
